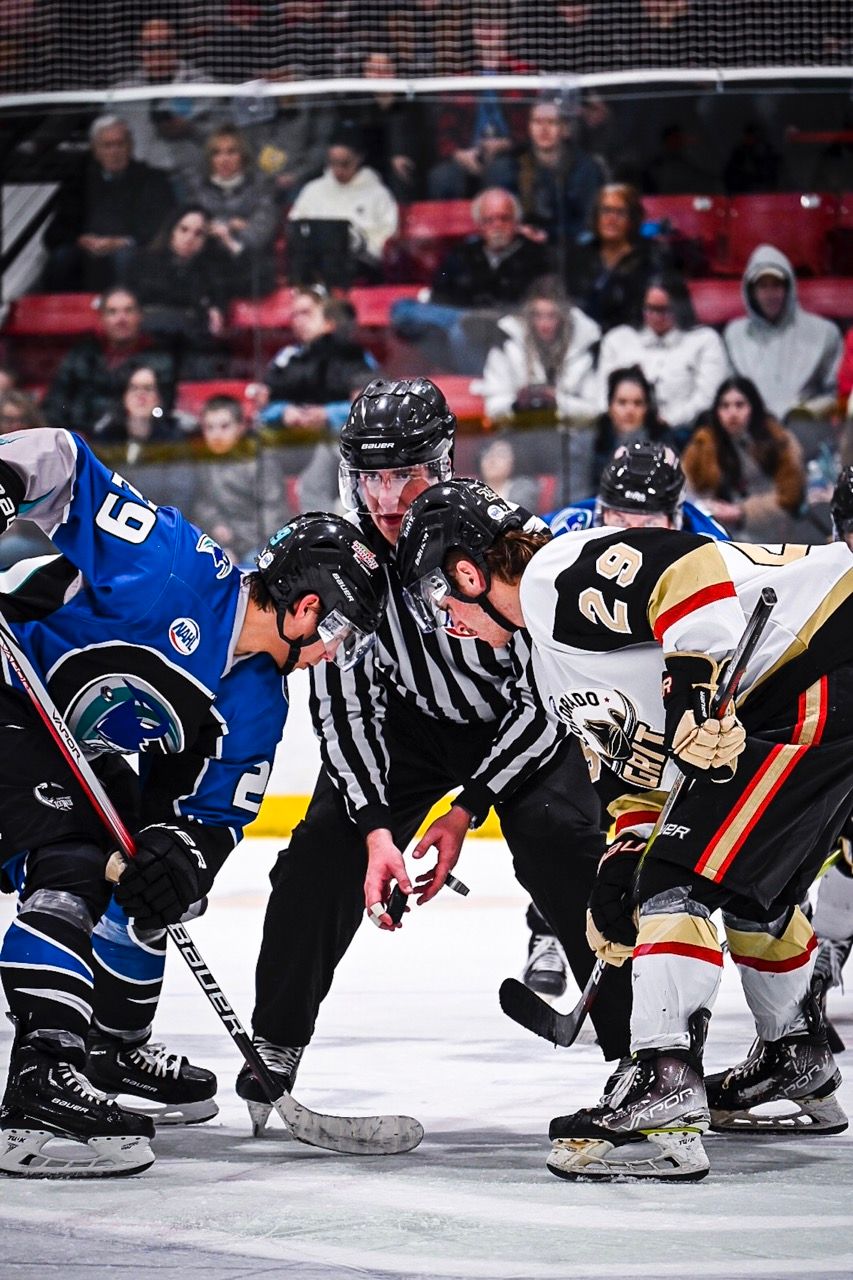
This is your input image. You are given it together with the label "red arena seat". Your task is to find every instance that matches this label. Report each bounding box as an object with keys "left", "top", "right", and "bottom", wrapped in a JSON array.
[
  {"left": 642, "top": 194, "right": 728, "bottom": 274},
  {"left": 351, "top": 285, "right": 422, "bottom": 328},
  {"left": 228, "top": 289, "right": 294, "bottom": 332},
  {"left": 687, "top": 278, "right": 742, "bottom": 326},
  {"left": 434, "top": 374, "right": 485, "bottom": 424},
  {"left": 798, "top": 277, "right": 853, "bottom": 322},
  {"left": 175, "top": 381, "right": 254, "bottom": 419},
  {"left": 725, "top": 193, "right": 836, "bottom": 276},
  {"left": 391, "top": 200, "right": 477, "bottom": 280},
  {"left": 3, "top": 293, "right": 99, "bottom": 336}
]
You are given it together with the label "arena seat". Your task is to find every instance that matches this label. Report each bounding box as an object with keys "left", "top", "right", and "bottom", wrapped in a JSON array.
[
  {"left": 798, "top": 277, "right": 853, "bottom": 321},
  {"left": 389, "top": 200, "right": 477, "bottom": 280},
  {"left": 687, "top": 278, "right": 742, "bottom": 326},
  {"left": 3, "top": 293, "right": 99, "bottom": 336},
  {"left": 642, "top": 194, "right": 728, "bottom": 273},
  {"left": 725, "top": 193, "right": 836, "bottom": 276},
  {"left": 434, "top": 374, "right": 485, "bottom": 424},
  {"left": 175, "top": 380, "right": 254, "bottom": 419},
  {"left": 228, "top": 289, "right": 293, "bottom": 332}
]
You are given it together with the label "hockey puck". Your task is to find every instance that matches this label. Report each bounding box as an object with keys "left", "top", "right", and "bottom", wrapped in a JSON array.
[
  {"left": 387, "top": 884, "right": 408, "bottom": 925},
  {"left": 445, "top": 873, "right": 470, "bottom": 896}
]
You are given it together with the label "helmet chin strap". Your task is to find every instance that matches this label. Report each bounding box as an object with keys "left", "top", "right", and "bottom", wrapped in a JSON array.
[
  {"left": 472, "top": 591, "right": 519, "bottom": 634},
  {"left": 276, "top": 607, "right": 320, "bottom": 676}
]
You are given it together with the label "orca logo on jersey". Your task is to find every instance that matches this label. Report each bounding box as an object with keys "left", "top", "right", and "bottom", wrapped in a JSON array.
[
  {"left": 195, "top": 534, "right": 232, "bottom": 580},
  {"left": 67, "top": 676, "right": 184, "bottom": 755},
  {"left": 169, "top": 617, "right": 201, "bottom": 656},
  {"left": 33, "top": 781, "right": 74, "bottom": 812},
  {"left": 550, "top": 687, "right": 667, "bottom": 789}
]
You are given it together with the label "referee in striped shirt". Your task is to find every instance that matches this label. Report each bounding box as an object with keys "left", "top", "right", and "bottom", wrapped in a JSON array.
[{"left": 237, "top": 378, "right": 632, "bottom": 1122}]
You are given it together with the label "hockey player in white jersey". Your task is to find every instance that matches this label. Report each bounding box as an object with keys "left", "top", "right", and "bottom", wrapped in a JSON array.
[
  {"left": 396, "top": 477, "right": 853, "bottom": 1181},
  {"left": 0, "top": 427, "right": 387, "bottom": 1177}
]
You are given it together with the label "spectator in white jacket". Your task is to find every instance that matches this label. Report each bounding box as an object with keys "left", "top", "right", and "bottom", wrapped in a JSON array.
[
  {"left": 288, "top": 122, "right": 399, "bottom": 275},
  {"left": 479, "top": 276, "right": 601, "bottom": 422},
  {"left": 724, "top": 243, "right": 843, "bottom": 421},
  {"left": 598, "top": 272, "right": 729, "bottom": 434}
]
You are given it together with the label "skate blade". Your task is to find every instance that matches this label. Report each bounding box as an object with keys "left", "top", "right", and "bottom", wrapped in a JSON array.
[
  {"left": 109, "top": 1093, "right": 219, "bottom": 1127},
  {"left": 246, "top": 1100, "right": 273, "bottom": 1138},
  {"left": 547, "top": 1131, "right": 710, "bottom": 1182},
  {"left": 0, "top": 1129, "right": 155, "bottom": 1178},
  {"left": 710, "top": 1093, "right": 849, "bottom": 1136}
]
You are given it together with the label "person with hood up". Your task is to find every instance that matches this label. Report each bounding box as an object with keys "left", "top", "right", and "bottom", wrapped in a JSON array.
[
  {"left": 724, "top": 244, "right": 843, "bottom": 422},
  {"left": 479, "top": 276, "right": 600, "bottom": 422}
]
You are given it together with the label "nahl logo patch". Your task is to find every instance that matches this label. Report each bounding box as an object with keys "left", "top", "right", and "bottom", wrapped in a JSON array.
[
  {"left": 169, "top": 617, "right": 201, "bottom": 656},
  {"left": 34, "top": 782, "right": 74, "bottom": 812}
]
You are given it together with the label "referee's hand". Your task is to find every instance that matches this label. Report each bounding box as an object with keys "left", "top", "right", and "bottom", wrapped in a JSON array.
[
  {"left": 411, "top": 805, "right": 470, "bottom": 905},
  {"left": 364, "top": 829, "right": 412, "bottom": 931}
]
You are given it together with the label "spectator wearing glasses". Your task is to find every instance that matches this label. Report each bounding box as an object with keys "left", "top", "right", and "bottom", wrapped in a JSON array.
[
  {"left": 566, "top": 183, "right": 662, "bottom": 332},
  {"left": 598, "top": 272, "right": 729, "bottom": 437}
]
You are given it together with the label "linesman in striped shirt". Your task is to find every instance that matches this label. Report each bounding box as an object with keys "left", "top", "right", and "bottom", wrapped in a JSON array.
[{"left": 236, "top": 378, "right": 632, "bottom": 1129}]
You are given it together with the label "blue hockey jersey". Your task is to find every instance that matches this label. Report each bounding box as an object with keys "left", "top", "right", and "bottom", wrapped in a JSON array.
[
  {"left": 0, "top": 428, "right": 286, "bottom": 864},
  {"left": 547, "top": 496, "right": 730, "bottom": 540}
]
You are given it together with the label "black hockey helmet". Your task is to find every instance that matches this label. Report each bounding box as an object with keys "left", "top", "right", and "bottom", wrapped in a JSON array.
[
  {"left": 256, "top": 512, "right": 387, "bottom": 673},
  {"left": 831, "top": 465, "right": 853, "bottom": 541},
  {"left": 595, "top": 440, "right": 685, "bottom": 528},
  {"left": 395, "top": 478, "right": 527, "bottom": 634},
  {"left": 339, "top": 377, "right": 456, "bottom": 511}
]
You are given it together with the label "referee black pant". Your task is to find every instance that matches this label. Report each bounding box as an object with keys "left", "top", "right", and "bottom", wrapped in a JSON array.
[{"left": 252, "top": 695, "right": 632, "bottom": 1060}]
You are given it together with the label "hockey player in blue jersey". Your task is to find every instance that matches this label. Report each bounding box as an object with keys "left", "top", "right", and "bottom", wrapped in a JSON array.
[
  {"left": 522, "top": 442, "right": 730, "bottom": 999},
  {"left": 0, "top": 427, "right": 387, "bottom": 1177}
]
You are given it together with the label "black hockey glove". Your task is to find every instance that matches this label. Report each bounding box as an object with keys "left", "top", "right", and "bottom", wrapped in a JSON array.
[
  {"left": 0, "top": 460, "right": 24, "bottom": 537},
  {"left": 113, "top": 824, "right": 206, "bottom": 929},
  {"left": 662, "top": 653, "right": 746, "bottom": 784},
  {"left": 588, "top": 833, "right": 645, "bottom": 949}
]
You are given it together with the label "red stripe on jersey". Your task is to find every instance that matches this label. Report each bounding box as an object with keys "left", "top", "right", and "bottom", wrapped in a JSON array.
[
  {"left": 694, "top": 676, "right": 828, "bottom": 882},
  {"left": 652, "top": 580, "right": 737, "bottom": 643},
  {"left": 633, "top": 941, "right": 724, "bottom": 966},
  {"left": 614, "top": 809, "right": 660, "bottom": 834},
  {"left": 729, "top": 934, "right": 817, "bottom": 973}
]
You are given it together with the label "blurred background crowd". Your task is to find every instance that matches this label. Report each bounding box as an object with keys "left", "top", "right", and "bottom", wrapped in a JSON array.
[{"left": 0, "top": 0, "right": 851, "bottom": 560}]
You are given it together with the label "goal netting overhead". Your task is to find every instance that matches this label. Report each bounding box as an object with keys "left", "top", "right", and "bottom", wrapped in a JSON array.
[{"left": 4, "top": 1, "right": 851, "bottom": 98}]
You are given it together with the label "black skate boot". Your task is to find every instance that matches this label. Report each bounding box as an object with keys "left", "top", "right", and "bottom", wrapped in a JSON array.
[
  {"left": 85, "top": 1028, "right": 218, "bottom": 1126},
  {"left": 0, "top": 1043, "right": 155, "bottom": 1178},
  {"left": 522, "top": 932, "right": 568, "bottom": 998},
  {"left": 547, "top": 1011, "right": 711, "bottom": 1182},
  {"left": 706, "top": 995, "right": 847, "bottom": 1135},
  {"left": 235, "top": 1038, "right": 304, "bottom": 1137}
]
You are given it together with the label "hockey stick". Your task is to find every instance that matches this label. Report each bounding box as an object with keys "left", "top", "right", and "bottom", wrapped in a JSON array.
[
  {"left": 499, "top": 587, "right": 777, "bottom": 1049},
  {"left": 0, "top": 609, "right": 423, "bottom": 1156}
]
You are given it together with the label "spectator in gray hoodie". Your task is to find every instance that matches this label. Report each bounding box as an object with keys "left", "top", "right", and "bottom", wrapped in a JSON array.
[{"left": 724, "top": 244, "right": 843, "bottom": 421}]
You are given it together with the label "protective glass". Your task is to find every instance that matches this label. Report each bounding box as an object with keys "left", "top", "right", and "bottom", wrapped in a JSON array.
[
  {"left": 316, "top": 608, "right": 377, "bottom": 670},
  {"left": 338, "top": 451, "right": 452, "bottom": 512},
  {"left": 403, "top": 569, "right": 455, "bottom": 634}
]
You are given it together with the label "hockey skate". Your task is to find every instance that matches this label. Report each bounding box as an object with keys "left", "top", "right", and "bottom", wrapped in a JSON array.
[
  {"left": 706, "top": 998, "right": 847, "bottom": 1136},
  {"left": 547, "top": 1012, "right": 711, "bottom": 1182},
  {"left": 811, "top": 937, "right": 850, "bottom": 1054},
  {"left": 235, "top": 1038, "right": 304, "bottom": 1137},
  {"left": 85, "top": 1029, "right": 218, "bottom": 1126},
  {"left": 0, "top": 1044, "right": 155, "bottom": 1178},
  {"left": 522, "top": 933, "right": 568, "bottom": 999}
]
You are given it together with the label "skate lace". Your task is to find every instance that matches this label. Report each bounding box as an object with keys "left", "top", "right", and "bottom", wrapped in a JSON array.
[
  {"left": 729, "top": 1037, "right": 768, "bottom": 1084},
  {"left": 129, "top": 1042, "right": 183, "bottom": 1080},
  {"left": 59, "top": 1063, "right": 112, "bottom": 1104},
  {"left": 813, "top": 938, "right": 848, "bottom": 991},
  {"left": 527, "top": 935, "right": 566, "bottom": 974},
  {"left": 253, "top": 1038, "right": 303, "bottom": 1076}
]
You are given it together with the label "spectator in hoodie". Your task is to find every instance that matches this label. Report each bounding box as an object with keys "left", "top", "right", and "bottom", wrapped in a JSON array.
[
  {"left": 287, "top": 124, "right": 399, "bottom": 278},
  {"left": 479, "top": 276, "right": 600, "bottom": 423},
  {"left": 598, "top": 271, "right": 729, "bottom": 437},
  {"left": 724, "top": 244, "right": 843, "bottom": 422}
]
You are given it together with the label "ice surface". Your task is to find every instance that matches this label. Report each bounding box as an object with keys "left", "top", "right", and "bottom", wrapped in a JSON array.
[{"left": 2, "top": 837, "right": 853, "bottom": 1279}]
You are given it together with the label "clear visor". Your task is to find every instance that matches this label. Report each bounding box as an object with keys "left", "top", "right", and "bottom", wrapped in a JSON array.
[
  {"left": 316, "top": 608, "right": 377, "bottom": 670},
  {"left": 403, "top": 568, "right": 454, "bottom": 635},
  {"left": 338, "top": 452, "right": 452, "bottom": 513},
  {"left": 593, "top": 499, "right": 681, "bottom": 529}
]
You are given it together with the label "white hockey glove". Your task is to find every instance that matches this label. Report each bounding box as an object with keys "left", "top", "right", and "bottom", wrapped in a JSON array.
[{"left": 663, "top": 653, "right": 746, "bottom": 783}]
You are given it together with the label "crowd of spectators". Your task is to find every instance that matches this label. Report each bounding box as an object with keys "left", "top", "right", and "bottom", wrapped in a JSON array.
[{"left": 1, "top": 9, "right": 851, "bottom": 559}]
